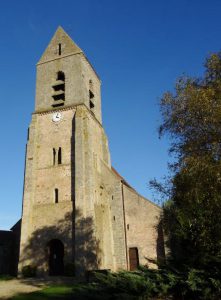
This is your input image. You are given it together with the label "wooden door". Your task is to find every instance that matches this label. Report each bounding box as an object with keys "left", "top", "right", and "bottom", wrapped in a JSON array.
[
  {"left": 129, "top": 247, "right": 139, "bottom": 271},
  {"left": 48, "top": 239, "right": 64, "bottom": 276}
]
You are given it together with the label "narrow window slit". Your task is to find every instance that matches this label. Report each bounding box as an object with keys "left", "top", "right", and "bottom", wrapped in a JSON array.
[
  {"left": 58, "top": 43, "right": 62, "bottom": 55},
  {"left": 58, "top": 147, "right": 62, "bottom": 165},
  {"left": 53, "top": 148, "right": 56, "bottom": 165},
  {"left": 55, "top": 188, "right": 59, "bottom": 203}
]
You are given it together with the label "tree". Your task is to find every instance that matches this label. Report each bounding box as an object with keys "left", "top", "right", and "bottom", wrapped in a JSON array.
[{"left": 154, "top": 52, "right": 221, "bottom": 271}]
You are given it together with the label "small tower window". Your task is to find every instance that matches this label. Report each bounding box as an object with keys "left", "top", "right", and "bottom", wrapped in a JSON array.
[
  {"left": 58, "top": 147, "right": 62, "bottom": 165},
  {"left": 57, "top": 71, "right": 65, "bottom": 82},
  {"left": 58, "top": 43, "right": 62, "bottom": 55},
  {"left": 55, "top": 188, "right": 59, "bottom": 203},
  {"left": 53, "top": 148, "right": 56, "bottom": 165}
]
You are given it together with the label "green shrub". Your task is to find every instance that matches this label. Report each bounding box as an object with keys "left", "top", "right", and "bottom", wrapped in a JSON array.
[
  {"left": 94, "top": 270, "right": 154, "bottom": 298},
  {"left": 183, "top": 268, "right": 221, "bottom": 300},
  {"left": 93, "top": 266, "right": 221, "bottom": 300},
  {"left": 22, "top": 265, "right": 37, "bottom": 278}
]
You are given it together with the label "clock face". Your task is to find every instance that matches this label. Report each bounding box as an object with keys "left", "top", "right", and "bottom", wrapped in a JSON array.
[{"left": 52, "top": 112, "right": 62, "bottom": 122}]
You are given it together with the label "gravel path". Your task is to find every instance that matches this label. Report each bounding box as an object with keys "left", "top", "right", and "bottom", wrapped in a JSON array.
[
  {"left": 0, "top": 279, "right": 42, "bottom": 299},
  {"left": 0, "top": 277, "right": 75, "bottom": 299}
]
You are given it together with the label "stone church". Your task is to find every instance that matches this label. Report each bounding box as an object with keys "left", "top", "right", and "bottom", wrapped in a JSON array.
[{"left": 0, "top": 27, "right": 164, "bottom": 277}]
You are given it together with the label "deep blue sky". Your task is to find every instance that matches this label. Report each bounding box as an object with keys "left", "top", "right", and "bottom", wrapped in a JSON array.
[{"left": 1, "top": 0, "right": 221, "bottom": 230}]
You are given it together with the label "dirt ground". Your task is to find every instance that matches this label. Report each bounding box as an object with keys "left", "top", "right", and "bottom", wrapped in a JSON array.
[{"left": 0, "top": 277, "right": 75, "bottom": 299}]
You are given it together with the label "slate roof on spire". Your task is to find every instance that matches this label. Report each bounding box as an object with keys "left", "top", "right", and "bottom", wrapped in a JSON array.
[{"left": 38, "top": 26, "right": 83, "bottom": 64}]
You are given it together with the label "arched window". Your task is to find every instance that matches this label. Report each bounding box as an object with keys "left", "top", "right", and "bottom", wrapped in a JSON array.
[{"left": 52, "top": 147, "right": 62, "bottom": 166}]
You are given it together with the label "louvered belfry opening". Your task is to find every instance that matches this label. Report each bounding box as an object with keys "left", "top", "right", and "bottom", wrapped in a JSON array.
[{"left": 52, "top": 71, "right": 65, "bottom": 107}]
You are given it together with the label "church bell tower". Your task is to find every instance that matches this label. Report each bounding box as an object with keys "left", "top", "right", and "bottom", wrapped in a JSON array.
[
  {"left": 18, "top": 27, "right": 117, "bottom": 276},
  {"left": 18, "top": 26, "right": 163, "bottom": 277}
]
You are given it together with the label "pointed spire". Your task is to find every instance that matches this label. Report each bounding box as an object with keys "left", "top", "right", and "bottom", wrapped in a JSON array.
[{"left": 38, "top": 26, "right": 83, "bottom": 64}]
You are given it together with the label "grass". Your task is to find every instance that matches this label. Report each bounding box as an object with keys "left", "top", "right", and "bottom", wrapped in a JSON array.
[
  {"left": 10, "top": 285, "right": 74, "bottom": 300},
  {"left": 9, "top": 283, "right": 143, "bottom": 300}
]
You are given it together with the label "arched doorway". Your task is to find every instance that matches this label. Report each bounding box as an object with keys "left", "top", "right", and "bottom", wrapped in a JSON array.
[{"left": 48, "top": 239, "right": 64, "bottom": 276}]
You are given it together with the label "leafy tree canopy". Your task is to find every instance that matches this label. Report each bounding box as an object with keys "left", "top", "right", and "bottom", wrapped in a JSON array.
[{"left": 154, "top": 52, "right": 221, "bottom": 270}]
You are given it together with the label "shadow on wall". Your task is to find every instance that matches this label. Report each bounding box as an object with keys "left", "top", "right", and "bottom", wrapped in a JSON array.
[
  {"left": 156, "top": 220, "right": 166, "bottom": 265},
  {"left": 19, "top": 113, "right": 101, "bottom": 277},
  {"left": 74, "top": 209, "right": 101, "bottom": 275},
  {"left": 19, "top": 209, "right": 100, "bottom": 277},
  {"left": 143, "top": 219, "right": 166, "bottom": 268}
]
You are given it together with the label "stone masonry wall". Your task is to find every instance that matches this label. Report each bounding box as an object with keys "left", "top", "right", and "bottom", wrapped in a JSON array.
[
  {"left": 97, "top": 162, "right": 128, "bottom": 271},
  {"left": 74, "top": 105, "right": 112, "bottom": 274},
  {"left": 123, "top": 185, "right": 162, "bottom": 268},
  {"left": 19, "top": 108, "right": 76, "bottom": 274}
]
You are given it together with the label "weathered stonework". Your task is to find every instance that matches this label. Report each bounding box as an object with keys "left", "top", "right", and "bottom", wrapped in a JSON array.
[{"left": 17, "top": 27, "right": 164, "bottom": 277}]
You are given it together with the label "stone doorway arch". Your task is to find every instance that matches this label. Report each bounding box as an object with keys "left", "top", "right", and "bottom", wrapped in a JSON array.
[{"left": 47, "top": 239, "right": 64, "bottom": 276}]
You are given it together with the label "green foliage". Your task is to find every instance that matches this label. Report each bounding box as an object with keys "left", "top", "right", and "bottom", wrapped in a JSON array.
[
  {"left": 8, "top": 268, "right": 221, "bottom": 300},
  {"left": 159, "top": 55, "right": 221, "bottom": 260},
  {"left": 64, "top": 262, "right": 75, "bottom": 276},
  {"left": 93, "top": 268, "right": 180, "bottom": 298},
  {"left": 21, "top": 265, "right": 37, "bottom": 278},
  {"left": 180, "top": 268, "right": 221, "bottom": 299},
  {"left": 149, "top": 51, "right": 221, "bottom": 299},
  {"left": 94, "top": 267, "right": 221, "bottom": 300},
  {"left": 95, "top": 271, "right": 149, "bottom": 297}
]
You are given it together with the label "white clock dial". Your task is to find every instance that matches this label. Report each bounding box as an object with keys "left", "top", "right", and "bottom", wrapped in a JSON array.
[{"left": 52, "top": 112, "right": 62, "bottom": 122}]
